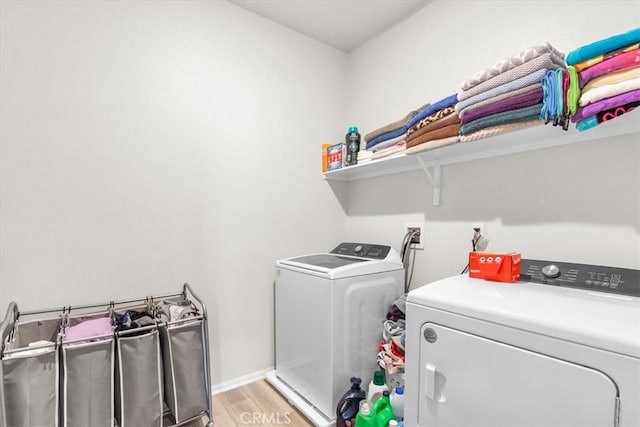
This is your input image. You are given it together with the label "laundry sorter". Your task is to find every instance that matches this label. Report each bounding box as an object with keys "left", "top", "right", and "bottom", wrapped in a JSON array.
[{"left": 0, "top": 283, "right": 214, "bottom": 427}]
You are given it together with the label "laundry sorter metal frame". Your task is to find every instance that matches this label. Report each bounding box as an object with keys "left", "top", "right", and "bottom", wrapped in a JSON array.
[{"left": 0, "top": 283, "right": 214, "bottom": 427}]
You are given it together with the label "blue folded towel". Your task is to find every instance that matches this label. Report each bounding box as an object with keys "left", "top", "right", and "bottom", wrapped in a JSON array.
[
  {"left": 365, "top": 126, "right": 407, "bottom": 150},
  {"left": 406, "top": 93, "right": 459, "bottom": 129},
  {"left": 566, "top": 27, "right": 640, "bottom": 66}
]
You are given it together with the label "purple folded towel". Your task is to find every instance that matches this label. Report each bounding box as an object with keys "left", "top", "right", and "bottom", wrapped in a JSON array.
[
  {"left": 461, "top": 86, "right": 543, "bottom": 125},
  {"left": 572, "top": 88, "right": 640, "bottom": 122}
]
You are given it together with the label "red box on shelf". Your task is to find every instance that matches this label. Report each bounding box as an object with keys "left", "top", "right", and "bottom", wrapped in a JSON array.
[
  {"left": 469, "top": 252, "right": 521, "bottom": 283},
  {"left": 327, "top": 143, "right": 344, "bottom": 171}
]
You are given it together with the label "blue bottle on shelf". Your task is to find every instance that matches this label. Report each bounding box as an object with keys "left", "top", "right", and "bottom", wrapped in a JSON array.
[{"left": 345, "top": 126, "right": 361, "bottom": 166}]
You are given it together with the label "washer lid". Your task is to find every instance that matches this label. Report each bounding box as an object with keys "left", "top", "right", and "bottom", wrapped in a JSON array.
[
  {"left": 407, "top": 274, "right": 640, "bottom": 358},
  {"left": 286, "top": 254, "right": 368, "bottom": 269},
  {"left": 277, "top": 244, "right": 403, "bottom": 279}
]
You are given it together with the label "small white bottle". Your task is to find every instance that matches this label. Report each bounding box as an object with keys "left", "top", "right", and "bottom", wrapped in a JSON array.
[
  {"left": 367, "top": 371, "right": 389, "bottom": 405},
  {"left": 390, "top": 386, "right": 405, "bottom": 420}
]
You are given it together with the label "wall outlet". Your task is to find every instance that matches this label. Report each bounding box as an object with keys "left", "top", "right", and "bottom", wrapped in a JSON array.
[{"left": 405, "top": 223, "right": 425, "bottom": 249}]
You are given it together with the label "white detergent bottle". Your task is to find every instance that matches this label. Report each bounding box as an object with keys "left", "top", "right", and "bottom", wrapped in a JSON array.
[
  {"left": 367, "top": 371, "right": 389, "bottom": 405},
  {"left": 390, "top": 386, "right": 405, "bottom": 420}
]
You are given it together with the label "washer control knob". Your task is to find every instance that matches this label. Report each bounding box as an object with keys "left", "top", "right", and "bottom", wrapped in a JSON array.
[
  {"left": 541, "top": 264, "right": 561, "bottom": 279},
  {"left": 354, "top": 245, "right": 364, "bottom": 256}
]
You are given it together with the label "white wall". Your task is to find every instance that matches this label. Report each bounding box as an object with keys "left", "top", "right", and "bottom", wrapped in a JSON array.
[
  {"left": 344, "top": 0, "right": 640, "bottom": 288},
  {"left": 0, "top": 0, "right": 348, "bottom": 383}
]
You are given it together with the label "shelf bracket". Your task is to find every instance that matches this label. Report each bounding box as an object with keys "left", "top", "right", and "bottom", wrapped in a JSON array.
[{"left": 417, "top": 157, "right": 441, "bottom": 206}]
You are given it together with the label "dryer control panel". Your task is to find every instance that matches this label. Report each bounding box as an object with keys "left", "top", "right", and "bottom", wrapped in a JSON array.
[
  {"left": 520, "top": 259, "right": 639, "bottom": 297},
  {"left": 330, "top": 242, "right": 391, "bottom": 259}
]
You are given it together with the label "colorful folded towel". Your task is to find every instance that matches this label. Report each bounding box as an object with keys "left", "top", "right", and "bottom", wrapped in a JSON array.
[
  {"left": 456, "top": 68, "right": 548, "bottom": 113},
  {"left": 573, "top": 43, "right": 639, "bottom": 72},
  {"left": 370, "top": 133, "right": 406, "bottom": 152},
  {"left": 407, "top": 106, "right": 455, "bottom": 135},
  {"left": 566, "top": 27, "right": 640, "bottom": 66},
  {"left": 458, "top": 52, "right": 565, "bottom": 101},
  {"left": 461, "top": 86, "right": 543, "bottom": 125},
  {"left": 364, "top": 103, "right": 429, "bottom": 142},
  {"left": 540, "top": 68, "right": 576, "bottom": 128},
  {"left": 567, "top": 66, "right": 580, "bottom": 118},
  {"left": 366, "top": 127, "right": 407, "bottom": 150},
  {"left": 460, "top": 84, "right": 539, "bottom": 119},
  {"left": 406, "top": 123, "right": 461, "bottom": 149},
  {"left": 582, "top": 67, "right": 640, "bottom": 92},
  {"left": 578, "top": 48, "right": 640, "bottom": 87},
  {"left": 407, "top": 111, "right": 459, "bottom": 142},
  {"left": 406, "top": 94, "right": 458, "bottom": 129},
  {"left": 371, "top": 140, "right": 406, "bottom": 160},
  {"left": 580, "top": 77, "right": 640, "bottom": 106},
  {"left": 460, "top": 103, "right": 543, "bottom": 136},
  {"left": 461, "top": 43, "right": 565, "bottom": 91},
  {"left": 576, "top": 100, "right": 640, "bottom": 131},
  {"left": 572, "top": 88, "right": 640, "bottom": 122}
]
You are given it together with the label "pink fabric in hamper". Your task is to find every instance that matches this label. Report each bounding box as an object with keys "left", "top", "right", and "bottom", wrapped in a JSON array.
[{"left": 63, "top": 317, "right": 112, "bottom": 342}]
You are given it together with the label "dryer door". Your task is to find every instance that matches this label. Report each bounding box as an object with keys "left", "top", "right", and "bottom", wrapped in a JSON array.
[{"left": 418, "top": 323, "right": 619, "bottom": 427}]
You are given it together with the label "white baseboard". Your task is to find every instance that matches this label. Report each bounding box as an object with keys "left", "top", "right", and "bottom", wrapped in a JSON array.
[
  {"left": 265, "top": 370, "right": 335, "bottom": 427},
  {"left": 211, "top": 367, "right": 274, "bottom": 395}
]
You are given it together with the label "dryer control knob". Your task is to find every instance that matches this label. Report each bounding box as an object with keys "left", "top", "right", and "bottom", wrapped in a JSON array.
[
  {"left": 354, "top": 245, "right": 364, "bottom": 256},
  {"left": 541, "top": 264, "right": 561, "bottom": 279}
]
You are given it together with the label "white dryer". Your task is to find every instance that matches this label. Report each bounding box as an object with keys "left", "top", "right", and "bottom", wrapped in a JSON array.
[
  {"left": 266, "top": 242, "right": 404, "bottom": 426},
  {"left": 405, "top": 259, "right": 640, "bottom": 427}
]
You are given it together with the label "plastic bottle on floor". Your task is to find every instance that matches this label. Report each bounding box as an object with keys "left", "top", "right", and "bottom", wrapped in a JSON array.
[
  {"left": 367, "top": 370, "right": 389, "bottom": 405},
  {"left": 390, "top": 386, "right": 405, "bottom": 420},
  {"left": 354, "top": 400, "right": 377, "bottom": 427},
  {"left": 373, "top": 390, "right": 394, "bottom": 427},
  {"left": 336, "top": 377, "right": 367, "bottom": 427}
]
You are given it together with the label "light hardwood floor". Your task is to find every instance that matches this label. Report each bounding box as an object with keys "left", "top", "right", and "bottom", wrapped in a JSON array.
[
  {"left": 164, "top": 379, "right": 314, "bottom": 427},
  {"left": 213, "top": 380, "right": 314, "bottom": 427}
]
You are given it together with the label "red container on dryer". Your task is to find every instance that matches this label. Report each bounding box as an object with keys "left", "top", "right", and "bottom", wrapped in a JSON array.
[{"left": 469, "top": 252, "right": 521, "bottom": 283}]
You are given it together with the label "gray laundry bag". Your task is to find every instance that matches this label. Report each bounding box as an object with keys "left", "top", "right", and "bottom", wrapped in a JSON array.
[
  {"left": 60, "top": 314, "right": 114, "bottom": 427},
  {"left": 1, "top": 317, "right": 61, "bottom": 427},
  {"left": 158, "top": 319, "right": 208, "bottom": 423},
  {"left": 115, "top": 327, "right": 163, "bottom": 427}
]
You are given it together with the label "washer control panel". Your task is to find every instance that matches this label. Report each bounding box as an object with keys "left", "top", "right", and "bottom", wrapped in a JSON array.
[
  {"left": 330, "top": 242, "right": 391, "bottom": 259},
  {"left": 520, "top": 259, "right": 639, "bottom": 297}
]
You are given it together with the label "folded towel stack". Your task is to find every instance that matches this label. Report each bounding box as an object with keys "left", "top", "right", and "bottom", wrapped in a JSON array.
[
  {"left": 566, "top": 27, "right": 640, "bottom": 131},
  {"left": 404, "top": 94, "right": 461, "bottom": 154},
  {"left": 362, "top": 104, "right": 429, "bottom": 161},
  {"left": 371, "top": 138, "right": 407, "bottom": 160},
  {"left": 456, "top": 43, "right": 566, "bottom": 141}
]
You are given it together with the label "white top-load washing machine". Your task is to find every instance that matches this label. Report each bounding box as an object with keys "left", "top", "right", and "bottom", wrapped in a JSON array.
[
  {"left": 405, "top": 259, "right": 640, "bottom": 427},
  {"left": 266, "top": 242, "right": 404, "bottom": 426}
]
